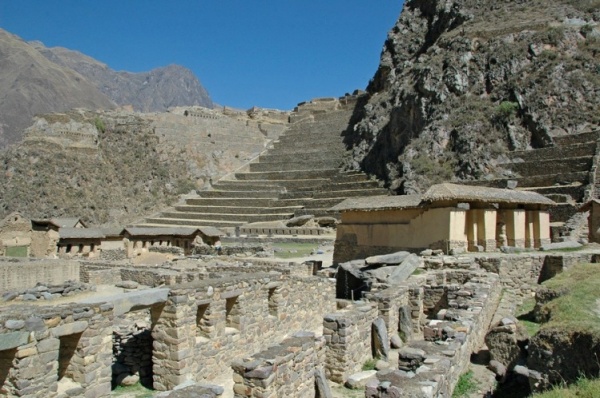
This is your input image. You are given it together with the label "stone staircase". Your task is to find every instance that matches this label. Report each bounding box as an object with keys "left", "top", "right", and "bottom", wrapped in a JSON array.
[
  {"left": 468, "top": 130, "right": 600, "bottom": 239},
  {"left": 137, "top": 97, "right": 388, "bottom": 230}
]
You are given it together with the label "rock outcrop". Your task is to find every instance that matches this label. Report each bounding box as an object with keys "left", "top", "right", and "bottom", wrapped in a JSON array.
[{"left": 343, "top": 0, "right": 600, "bottom": 194}]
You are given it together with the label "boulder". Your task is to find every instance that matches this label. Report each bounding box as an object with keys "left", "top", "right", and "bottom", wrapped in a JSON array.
[
  {"left": 315, "top": 368, "right": 333, "bottom": 398},
  {"left": 484, "top": 317, "right": 529, "bottom": 371},
  {"left": 345, "top": 370, "right": 377, "bottom": 389},
  {"left": 286, "top": 215, "right": 314, "bottom": 227},
  {"left": 387, "top": 254, "right": 422, "bottom": 284},
  {"left": 365, "top": 251, "right": 410, "bottom": 265},
  {"left": 372, "top": 318, "right": 390, "bottom": 359},
  {"left": 540, "top": 241, "right": 582, "bottom": 251}
]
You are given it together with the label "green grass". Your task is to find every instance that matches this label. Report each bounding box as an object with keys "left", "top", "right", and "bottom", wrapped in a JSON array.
[
  {"left": 532, "top": 377, "right": 600, "bottom": 398},
  {"left": 112, "top": 382, "right": 154, "bottom": 398},
  {"left": 539, "top": 263, "right": 600, "bottom": 334},
  {"left": 272, "top": 242, "right": 319, "bottom": 259},
  {"left": 516, "top": 297, "right": 541, "bottom": 337},
  {"left": 452, "top": 371, "right": 478, "bottom": 398},
  {"left": 362, "top": 358, "right": 378, "bottom": 371}
]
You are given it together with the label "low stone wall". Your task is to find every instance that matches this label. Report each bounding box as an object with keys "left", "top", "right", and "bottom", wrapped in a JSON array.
[
  {"left": 364, "top": 286, "right": 410, "bottom": 344},
  {"left": 366, "top": 271, "right": 502, "bottom": 398},
  {"left": 80, "top": 266, "right": 121, "bottom": 285},
  {"left": 232, "top": 333, "right": 325, "bottom": 398},
  {"left": 151, "top": 272, "right": 336, "bottom": 390},
  {"left": 113, "top": 310, "right": 153, "bottom": 388},
  {"left": 0, "top": 301, "right": 114, "bottom": 397},
  {"left": 0, "top": 259, "right": 79, "bottom": 292},
  {"left": 423, "top": 251, "right": 600, "bottom": 300},
  {"left": 323, "top": 302, "right": 378, "bottom": 383}
]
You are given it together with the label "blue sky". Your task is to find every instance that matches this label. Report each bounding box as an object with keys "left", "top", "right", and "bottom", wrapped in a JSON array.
[{"left": 0, "top": 1, "right": 404, "bottom": 110}]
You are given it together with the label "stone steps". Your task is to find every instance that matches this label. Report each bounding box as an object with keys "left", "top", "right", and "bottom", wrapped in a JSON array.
[
  {"left": 185, "top": 197, "right": 276, "bottom": 207},
  {"left": 158, "top": 211, "right": 293, "bottom": 223},
  {"left": 277, "top": 197, "right": 346, "bottom": 208},
  {"left": 312, "top": 188, "right": 389, "bottom": 199},
  {"left": 500, "top": 156, "right": 593, "bottom": 177},
  {"left": 174, "top": 205, "right": 303, "bottom": 215},
  {"left": 508, "top": 143, "right": 595, "bottom": 163},
  {"left": 294, "top": 208, "right": 341, "bottom": 218},
  {"left": 552, "top": 130, "right": 599, "bottom": 146},
  {"left": 140, "top": 219, "right": 244, "bottom": 228},
  {"left": 468, "top": 171, "right": 590, "bottom": 189},
  {"left": 518, "top": 184, "right": 586, "bottom": 203},
  {"left": 212, "top": 180, "right": 284, "bottom": 191},
  {"left": 258, "top": 151, "right": 345, "bottom": 164},
  {"left": 265, "top": 145, "right": 346, "bottom": 156},
  {"left": 198, "top": 190, "right": 281, "bottom": 199},
  {"left": 249, "top": 159, "right": 342, "bottom": 172},
  {"left": 235, "top": 169, "right": 340, "bottom": 181}
]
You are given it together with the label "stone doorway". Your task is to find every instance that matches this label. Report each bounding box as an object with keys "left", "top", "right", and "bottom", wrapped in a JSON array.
[{"left": 112, "top": 308, "right": 154, "bottom": 389}]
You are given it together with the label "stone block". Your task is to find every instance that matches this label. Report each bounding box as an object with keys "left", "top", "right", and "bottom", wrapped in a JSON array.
[{"left": 0, "top": 331, "right": 29, "bottom": 351}]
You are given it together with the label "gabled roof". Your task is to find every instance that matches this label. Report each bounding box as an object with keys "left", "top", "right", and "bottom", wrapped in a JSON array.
[
  {"left": 422, "top": 183, "right": 555, "bottom": 205},
  {"left": 32, "top": 217, "right": 87, "bottom": 229},
  {"left": 59, "top": 228, "right": 105, "bottom": 239},
  {"left": 331, "top": 183, "right": 555, "bottom": 212},
  {"left": 121, "top": 226, "right": 224, "bottom": 238}
]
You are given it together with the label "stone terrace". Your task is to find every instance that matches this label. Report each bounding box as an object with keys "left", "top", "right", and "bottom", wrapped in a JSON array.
[
  {"left": 467, "top": 130, "right": 600, "bottom": 237},
  {"left": 138, "top": 95, "right": 387, "bottom": 230}
]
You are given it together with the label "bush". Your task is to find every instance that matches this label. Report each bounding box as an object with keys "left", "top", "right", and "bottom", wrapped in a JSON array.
[
  {"left": 495, "top": 101, "right": 519, "bottom": 118},
  {"left": 362, "top": 358, "right": 378, "bottom": 371},
  {"left": 94, "top": 117, "right": 105, "bottom": 133}
]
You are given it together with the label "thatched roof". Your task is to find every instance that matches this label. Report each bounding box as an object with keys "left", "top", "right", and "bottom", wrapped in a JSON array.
[
  {"left": 331, "top": 195, "right": 423, "bottom": 212},
  {"left": 332, "top": 183, "right": 555, "bottom": 212},
  {"left": 422, "top": 183, "right": 555, "bottom": 205}
]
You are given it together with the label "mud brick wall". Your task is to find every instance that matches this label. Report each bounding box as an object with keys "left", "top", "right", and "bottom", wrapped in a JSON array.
[
  {"left": 0, "top": 259, "right": 79, "bottom": 292},
  {"left": 232, "top": 334, "right": 325, "bottom": 398},
  {"left": 323, "top": 302, "right": 378, "bottom": 383},
  {"left": 0, "top": 302, "right": 114, "bottom": 397},
  {"left": 80, "top": 266, "right": 121, "bottom": 285},
  {"left": 151, "top": 272, "right": 335, "bottom": 390}
]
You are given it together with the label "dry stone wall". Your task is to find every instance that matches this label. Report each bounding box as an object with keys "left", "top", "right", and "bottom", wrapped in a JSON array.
[
  {"left": 0, "top": 302, "right": 114, "bottom": 397},
  {"left": 232, "top": 333, "right": 325, "bottom": 398},
  {"left": 151, "top": 272, "right": 335, "bottom": 390},
  {"left": 323, "top": 302, "right": 379, "bottom": 383},
  {"left": 0, "top": 259, "right": 79, "bottom": 293}
]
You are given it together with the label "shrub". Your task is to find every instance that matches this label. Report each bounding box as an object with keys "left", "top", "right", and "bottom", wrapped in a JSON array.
[
  {"left": 362, "top": 358, "right": 378, "bottom": 371},
  {"left": 495, "top": 101, "right": 519, "bottom": 118},
  {"left": 94, "top": 117, "right": 105, "bottom": 133}
]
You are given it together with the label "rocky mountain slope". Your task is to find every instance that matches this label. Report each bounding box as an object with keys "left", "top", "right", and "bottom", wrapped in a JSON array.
[
  {"left": 0, "top": 29, "right": 115, "bottom": 147},
  {"left": 0, "top": 28, "right": 213, "bottom": 148},
  {"left": 343, "top": 0, "right": 599, "bottom": 194},
  {"left": 31, "top": 43, "right": 213, "bottom": 112},
  {"left": 0, "top": 107, "right": 288, "bottom": 226}
]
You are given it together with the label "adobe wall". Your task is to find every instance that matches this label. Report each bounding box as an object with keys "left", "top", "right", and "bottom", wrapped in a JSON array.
[
  {"left": 0, "top": 301, "right": 114, "bottom": 397},
  {"left": 151, "top": 272, "right": 336, "bottom": 390},
  {"left": 232, "top": 333, "right": 325, "bottom": 397},
  {"left": 0, "top": 259, "right": 79, "bottom": 292}
]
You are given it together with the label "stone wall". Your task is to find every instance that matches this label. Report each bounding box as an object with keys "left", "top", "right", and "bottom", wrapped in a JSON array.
[
  {"left": 231, "top": 333, "right": 325, "bottom": 398},
  {"left": 80, "top": 265, "right": 121, "bottom": 285},
  {"left": 366, "top": 271, "right": 502, "bottom": 397},
  {"left": 323, "top": 302, "right": 379, "bottom": 383},
  {"left": 151, "top": 272, "right": 336, "bottom": 390},
  {"left": 0, "top": 259, "right": 79, "bottom": 292},
  {"left": 112, "top": 310, "right": 153, "bottom": 388},
  {"left": 423, "top": 251, "right": 599, "bottom": 300},
  {"left": 0, "top": 302, "right": 114, "bottom": 397},
  {"left": 363, "top": 287, "right": 410, "bottom": 344}
]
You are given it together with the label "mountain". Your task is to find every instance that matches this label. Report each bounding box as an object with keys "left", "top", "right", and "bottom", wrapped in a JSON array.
[
  {"left": 343, "top": 0, "right": 600, "bottom": 193},
  {"left": 0, "top": 29, "right": 115, "bottom": 147},
  {"left": 0, "top": 28, "right": 213, "bottom": 147},
  {"left": 31, "top": 43, "right": 214, "bottom": 112}
]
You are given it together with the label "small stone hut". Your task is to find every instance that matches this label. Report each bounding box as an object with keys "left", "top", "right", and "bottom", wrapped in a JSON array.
[
  {"left": 0, "top": 212, "right": 32, "bottom": 257},
  {"left": 57, "top": 228, "right": 105, "bottom": 257},
  {"left": 121, "top": 227, "right": 224, "bottom": 257},
  {"left": 332, "top": 183, "right": 554, "bottom": 263}
]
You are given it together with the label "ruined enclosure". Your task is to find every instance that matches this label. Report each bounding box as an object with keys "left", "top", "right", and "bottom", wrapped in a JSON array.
[{"left": 112, "top": 309, "right": 154, "bottom": 389}]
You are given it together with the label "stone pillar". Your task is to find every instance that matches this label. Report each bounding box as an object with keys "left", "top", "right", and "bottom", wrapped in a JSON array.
[
  {"left": 533, "top": 210, "right": 551, "bottom": 247},
  {"left": 525, "top": 211, "right": 536, "bottom": 248},
  {"left": 151, "top": 293, "right": 195, "bottom": 391},
  {"left": 505, "top": 209, "right": 526, "bottom": 248},
  {"left": 477, "top": 209, "right": 497, "bottom": 252},
  {"left": 466, "top": 211, "right": 479, "bottom": 251}
]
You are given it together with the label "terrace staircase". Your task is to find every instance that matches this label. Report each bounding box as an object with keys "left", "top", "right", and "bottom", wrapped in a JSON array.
[
  {"left": 137, "top": 101, "right": 388, "bottom": 230},
  {"left": 468, "top": 130, "right": 600, "bottom": 239}
]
